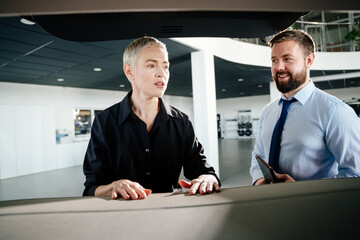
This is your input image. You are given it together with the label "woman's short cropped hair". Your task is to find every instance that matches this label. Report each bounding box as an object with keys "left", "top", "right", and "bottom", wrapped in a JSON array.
[{"left": 123, "top": 36, "right": 167, "bottom": 67}]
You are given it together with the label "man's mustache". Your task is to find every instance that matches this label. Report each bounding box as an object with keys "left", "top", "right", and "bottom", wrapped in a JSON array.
[{"left": 276, "top": 71, "right": 291, "bottom": 76}]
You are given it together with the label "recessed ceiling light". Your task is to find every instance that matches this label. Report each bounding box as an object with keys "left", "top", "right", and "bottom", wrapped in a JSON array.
[
  {"left": 20, "top": 18, "right": 35, "bottom": 25},
  {"left": 238, "top": 78, "right": 244, "bottom": 82},
  {"left": 93, "top": 68, "right": 102, "bottom": 72},
  {"left": 240, "top": 92, "right": 244, "bottom": 95},
  {"left": 57, "top": 78, "right": 64, "bottom": 82},
  {"left": 119, "top": 84, "right": 125, "bottom": 88},
  {"left": 221, "top": 89, "right": 226, "bottom": 92},
  {"left": 258, "top": 84, "right": 263, "bottom": 87}
]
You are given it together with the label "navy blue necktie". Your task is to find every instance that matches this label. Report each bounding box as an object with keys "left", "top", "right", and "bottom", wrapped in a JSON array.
[{"left": 268, "top": 98, "right": 297, "bottom": 172}]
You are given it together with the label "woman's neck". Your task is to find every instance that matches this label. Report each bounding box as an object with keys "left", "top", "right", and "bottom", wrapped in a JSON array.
[{"left": 130, "top": 92, "right": 160, "bottom": 132}]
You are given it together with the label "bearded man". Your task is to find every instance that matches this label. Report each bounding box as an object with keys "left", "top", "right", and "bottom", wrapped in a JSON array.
[{"left": 250, "top": 29, "right": 360, "bottom": 185}]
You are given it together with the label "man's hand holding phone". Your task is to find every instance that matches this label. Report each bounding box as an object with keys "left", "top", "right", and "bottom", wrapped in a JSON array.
[
  {"left": 254, "top": 173, "right": 295, "bottom": 185},
  {"left": 254, "top": 154, "right": 295, "bottom": 185},
  {"left": 274, "top": 172, "right": 295, "bottom": 183}
]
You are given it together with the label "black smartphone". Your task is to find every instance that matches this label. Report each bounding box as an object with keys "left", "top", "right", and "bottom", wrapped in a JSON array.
[{"left": 255, "top": 154, "right": 278, "bottom": 183}]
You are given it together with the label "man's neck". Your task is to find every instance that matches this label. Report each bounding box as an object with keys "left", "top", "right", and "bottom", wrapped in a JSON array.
[{"left": 284, "top": 78, "right": 310, "bottom": 99}]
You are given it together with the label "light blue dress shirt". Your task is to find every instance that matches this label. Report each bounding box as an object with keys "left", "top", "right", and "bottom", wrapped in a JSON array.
[{"left": 250, "top": 80, "right": 360, "bottom": 184}]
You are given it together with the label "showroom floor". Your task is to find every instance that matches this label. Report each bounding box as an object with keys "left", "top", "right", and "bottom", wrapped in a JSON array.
[{"left": 0, "top": 138, "right": 255, "bottom": 201}]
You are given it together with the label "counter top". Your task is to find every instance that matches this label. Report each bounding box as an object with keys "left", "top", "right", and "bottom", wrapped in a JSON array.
[{"left": 1, "top": 178, "right": 359, "bottom": 239}]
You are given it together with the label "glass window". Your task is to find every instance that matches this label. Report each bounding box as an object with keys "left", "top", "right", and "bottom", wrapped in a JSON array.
[{"left": 73, "top": 109, "right": 92, "bottom": 135}]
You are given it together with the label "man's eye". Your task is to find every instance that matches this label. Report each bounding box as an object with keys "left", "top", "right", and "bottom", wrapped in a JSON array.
[
  {"left": 148, "top": 65, "right": 155, "bottom": 68},
  {"left": 271, "top": 59, "right": 277, "bottom": 63}
]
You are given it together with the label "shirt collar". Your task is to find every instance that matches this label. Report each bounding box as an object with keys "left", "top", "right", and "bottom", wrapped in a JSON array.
[
  {"left": 118, "top": 91, "right": 133, "bottom": 125},
  {"left": 280, "top": 79, "right": 315, "bottom": 105},
  {"left": 161, "top": 99, "right": 176, "bottom": 118},
  {"left": 117, "top": 91, "right": 175, "bottom": 125}
]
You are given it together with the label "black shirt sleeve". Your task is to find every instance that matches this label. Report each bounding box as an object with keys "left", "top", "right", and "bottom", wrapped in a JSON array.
[
  {"left": 182, "top": 118, "right": 221, "bottom": 186},
  {"left": 83, "top": 116, "right": 111, "bottom": 196}
]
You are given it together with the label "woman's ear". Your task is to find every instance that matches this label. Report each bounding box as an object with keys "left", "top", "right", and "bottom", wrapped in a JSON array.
[{"left": 123, "top": 64, "right": 134, "bottom": 81}]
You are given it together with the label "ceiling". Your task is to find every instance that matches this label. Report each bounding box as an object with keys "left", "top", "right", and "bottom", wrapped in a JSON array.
[{"left": 0, "top": 15, "right": 359, "bottom": 99}]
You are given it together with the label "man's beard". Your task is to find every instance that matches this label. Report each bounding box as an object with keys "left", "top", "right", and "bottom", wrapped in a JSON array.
[{"left": 273, "top": 67, "right": 307, "bottom": 94}]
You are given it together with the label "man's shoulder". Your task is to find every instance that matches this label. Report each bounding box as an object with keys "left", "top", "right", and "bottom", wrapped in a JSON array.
[
  {"left": 311, "top": 87, "right": 345, "bottom": 107},
  {"left": 261, "top": 98, "right": 279, "bottom": 114}
]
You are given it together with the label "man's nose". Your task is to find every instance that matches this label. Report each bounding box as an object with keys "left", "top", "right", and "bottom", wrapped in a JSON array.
[{"left": 275, "top": 61, "right": 286, "bottom": 71}]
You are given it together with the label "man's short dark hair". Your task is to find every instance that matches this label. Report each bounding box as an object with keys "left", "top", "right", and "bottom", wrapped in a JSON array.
[{"left": 268, "top": 29, "right": 316, "bottom": 57}]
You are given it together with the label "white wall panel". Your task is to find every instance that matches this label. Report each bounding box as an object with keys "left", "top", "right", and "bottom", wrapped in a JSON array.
[
  {"left": 56, "top": 144, "right": 75, "bottom": 169},
  {"left": 14, "top": 106, "right": 32, "bottom": 176},
  {"left": 30, "top": 106, "right": 45, "bottom": 174},
  {"left": 217, "top": 95, "right": 270, "bottom": 120},
  {"left": 43, "top": 106, "right": 57, "bottom": 171},
  {"left": 74, "top": 142, "right": 89, "bottom": 166},
  {"left": 0, "top": 105, "right": 17, "bottom": 179}
]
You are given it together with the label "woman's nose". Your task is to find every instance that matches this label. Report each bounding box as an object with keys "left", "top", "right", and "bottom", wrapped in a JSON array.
[{"left": 156, "top": 66, "right": 166, "bottom": 77}]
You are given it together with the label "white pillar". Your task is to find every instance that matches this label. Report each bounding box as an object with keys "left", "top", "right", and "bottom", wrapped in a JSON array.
[
  {"left": 191, "top": 51, "right": 219, "bottom": 176},
  {"left": 269, "top": 82, "right": 281, "bottom": 102}
]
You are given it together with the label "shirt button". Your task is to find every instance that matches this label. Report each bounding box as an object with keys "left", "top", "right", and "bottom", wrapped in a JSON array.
[
  {"left": 146, "top": 172, "right": 151, "bottom": 176},
  {"left": 145, "top": 148, "right": 150, "bottom": 152}
]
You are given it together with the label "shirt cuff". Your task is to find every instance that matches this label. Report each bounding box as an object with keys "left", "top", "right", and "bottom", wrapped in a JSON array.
[
  {"left": 83, "top": 185, "right": 98, "bottom": 196},
  {"left": 251, "top": 170, "right": 264, "bottom": 185}
]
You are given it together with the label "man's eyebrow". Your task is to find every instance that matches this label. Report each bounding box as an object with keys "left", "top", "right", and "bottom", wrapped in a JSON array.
[
  {"left": 271, "top": 54, "right": 294, "bottom": 59},
  {"left": 281, "top": 54, "right": 295, "bottom": 58}
]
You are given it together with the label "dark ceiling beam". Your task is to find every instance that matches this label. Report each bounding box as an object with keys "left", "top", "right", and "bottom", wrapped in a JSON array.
[
  {"left": 28, "top": 11, "right": 306, "bottom": 41},
  {"left": 169, "top": 54, "right": 191, "bottom": 66},
  {"left": 0, "top": 0, "right": 360, "bottom": 17}
]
